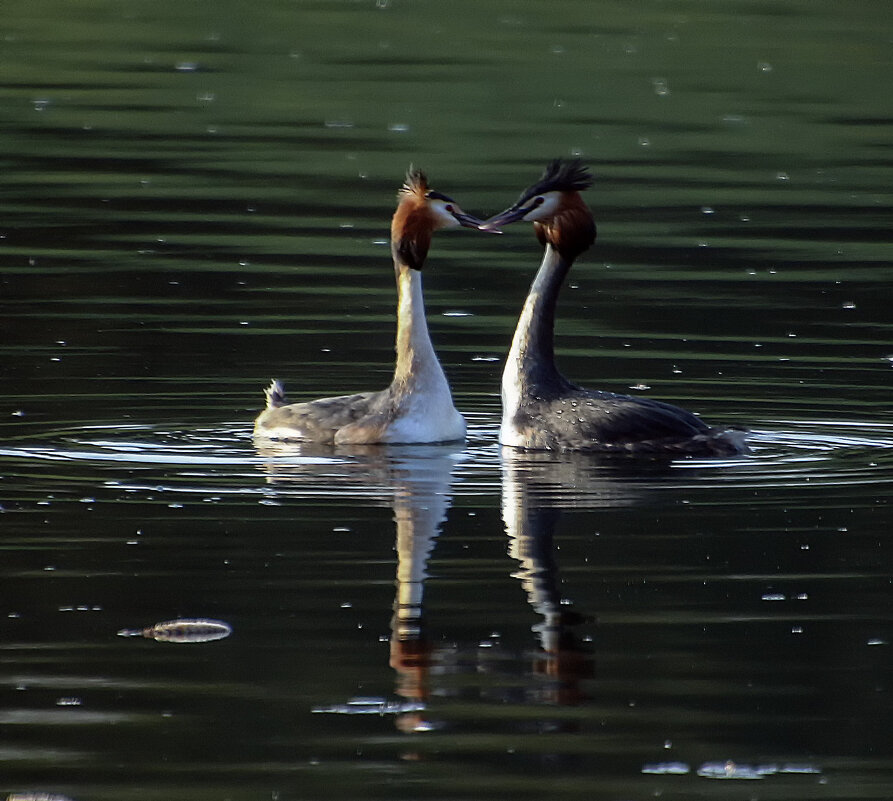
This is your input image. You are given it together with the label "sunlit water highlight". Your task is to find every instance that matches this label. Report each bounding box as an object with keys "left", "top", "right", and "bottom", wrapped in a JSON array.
[{"left": 4, "top": 417, "right": 892, "bottom": 500}]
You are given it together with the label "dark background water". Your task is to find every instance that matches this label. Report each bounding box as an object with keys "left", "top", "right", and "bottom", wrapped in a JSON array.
[{"left": 1, "top": 1, "right": 892, "bottom": 799}]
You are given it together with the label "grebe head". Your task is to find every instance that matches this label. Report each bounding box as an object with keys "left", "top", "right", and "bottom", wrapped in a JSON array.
[
  {"left": 399, "top": 167, "right": 487, "bottom": 230},
  {"left": 480, "top": 159, "right": 596, "bottom": 260},
  {"left": 481, "top": 159, "right": 593, "bottom": 228},
  {"left": 392, "top": 167, "right": 494, "bottom": 271}
]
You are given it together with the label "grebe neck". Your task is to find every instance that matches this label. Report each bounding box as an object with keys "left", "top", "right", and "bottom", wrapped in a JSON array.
[
  {"left": 503, "top": 243, "right": 572, "bottom": 397},
  {"left": 392, "top": 263, "right": 448, "bottom": 392}
]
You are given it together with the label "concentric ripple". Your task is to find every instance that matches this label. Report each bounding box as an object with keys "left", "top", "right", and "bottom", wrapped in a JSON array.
[{"left": 1, "top": 416, "right": 891, "bottom": 508}]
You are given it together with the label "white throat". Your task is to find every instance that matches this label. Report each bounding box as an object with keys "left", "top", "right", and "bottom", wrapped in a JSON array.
[
  {"left": 388, "top": 267, "right": 465, "bottom": 443},
  {"left": 501, "top": 289, "right": 536, "bottom": 430}
]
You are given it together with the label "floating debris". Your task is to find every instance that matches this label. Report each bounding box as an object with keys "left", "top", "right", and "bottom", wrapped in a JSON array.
[
  {"left": 696, "top": 760, "right": 821, "bottom": 780},
  {"left": 313, "top": 696, "right": 425, "bottom": 716},
  {"left": 698, "top": 761, "right": 765, "bottom": 780},
  {"left": 7, "top": 794, "right": 75, "bottom": 801},
  {"left": 642, "top": 762, "right": 690, "bottom": 775},
  {"left": 117, "top": 618, "right": 232, "bottom": 643}
]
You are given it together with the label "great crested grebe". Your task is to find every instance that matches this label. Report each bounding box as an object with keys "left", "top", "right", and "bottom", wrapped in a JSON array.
[
  {"left": 254, "top": 168, "right": 490, "bottom": 445},
  {"left": 481, "top": 159, "right": 747, "bottom": 456}
]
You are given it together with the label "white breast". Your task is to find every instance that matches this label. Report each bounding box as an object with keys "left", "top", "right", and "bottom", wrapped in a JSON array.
[{"left": 385, "top": 391, "right": 466, "bottom": 443}]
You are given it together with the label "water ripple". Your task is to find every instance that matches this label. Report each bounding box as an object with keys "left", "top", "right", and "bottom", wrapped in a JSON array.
[{"left": 1, "top": 417, "right": 891, "bottom": 508}]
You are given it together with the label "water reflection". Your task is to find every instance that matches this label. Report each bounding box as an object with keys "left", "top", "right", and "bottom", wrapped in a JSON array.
[
  {"left": 501, "top": 450, "right": 600, "bottom": 707},
  {"left": 388, "top": 449, "right": 451, "bottom": 733},
  {"left": 257, "top": 442, "right": 457, "bottom": 732}
]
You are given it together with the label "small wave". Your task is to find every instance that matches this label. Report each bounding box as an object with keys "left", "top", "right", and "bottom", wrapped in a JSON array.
[{"left": 1, "top": 417, "right": 890, "bottom": 505}]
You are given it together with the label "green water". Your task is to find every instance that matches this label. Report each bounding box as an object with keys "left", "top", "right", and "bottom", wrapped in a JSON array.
[{"left": 1, "top": 1, "right": 892, "bottom": 799}]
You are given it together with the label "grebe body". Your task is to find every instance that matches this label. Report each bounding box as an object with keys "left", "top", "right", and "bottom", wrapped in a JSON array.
[
  {"left": 483, "top": 160, "right": 747, "bottom": 457},
  {"left": 254, "top": 169, "right": 486, "bottom": 446}
]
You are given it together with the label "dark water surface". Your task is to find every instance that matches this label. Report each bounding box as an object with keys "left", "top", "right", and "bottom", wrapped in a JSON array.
[{"left": 2, "top": 1, "right": 892, "bottom": 799}]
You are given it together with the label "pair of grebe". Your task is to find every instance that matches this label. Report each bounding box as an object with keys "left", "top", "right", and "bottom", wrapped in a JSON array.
[{"left": 253, "top": 161, "right": 746, "bottom": 456}]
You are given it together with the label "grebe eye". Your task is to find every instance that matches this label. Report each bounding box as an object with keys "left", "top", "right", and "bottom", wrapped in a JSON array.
[
  {"left": 445, "top": 204, "right": 454, "bottom": 212},
  {"left": 533, "top": 196, "right": 545, "bottom": 206}
]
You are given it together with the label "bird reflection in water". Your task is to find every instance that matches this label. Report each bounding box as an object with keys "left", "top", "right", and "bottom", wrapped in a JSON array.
[
  {"left": 255, "top": 442, "right": 458, "bottom": 734},
  {"left": 387, "top": 449, "right": 454, "bottom": 734},
  {"left": 255, "top": 442, "right": 663, "bottom": 737},
  {"left": 501, "top": 449, "right": 658, "bottom": 708}
]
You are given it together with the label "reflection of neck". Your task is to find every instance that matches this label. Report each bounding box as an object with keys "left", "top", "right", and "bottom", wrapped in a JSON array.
[
  {"left": 391, "top": 262, "right": 447, "bottom": 393},
  {"left": 504, "top": 480, "right": 561, "bottom": 612},
  {"left": 503, "top": 244, "right": 571, "bottom": 397},
  {"left": 392, "top": 484, "right": 443, "bottom": 633},
  {"left": 390, "top": 464, "right": 452, "bottom": 705}
]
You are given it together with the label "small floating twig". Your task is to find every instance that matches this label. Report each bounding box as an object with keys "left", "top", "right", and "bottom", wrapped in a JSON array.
[{"left": 117, "top": 618, "right": 232, "bottom": 643}]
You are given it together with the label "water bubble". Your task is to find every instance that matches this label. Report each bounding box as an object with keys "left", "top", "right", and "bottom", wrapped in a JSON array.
[
  {"left": 56, "top": 696, "right": 82, "bottom": 706},
  {"left": 758, "top": 61, "right": 773, "bottom": 73},
  {"left": 652, "top": 77, "right": 670, "bottom": 96}
]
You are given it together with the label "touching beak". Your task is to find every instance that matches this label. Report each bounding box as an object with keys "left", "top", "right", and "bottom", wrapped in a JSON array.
[
  {"left": 478, "top": 204, "right": 528, "bottom": 231},
  {"left": 452, "top": 208, "right": 501, "bottom": 233}
]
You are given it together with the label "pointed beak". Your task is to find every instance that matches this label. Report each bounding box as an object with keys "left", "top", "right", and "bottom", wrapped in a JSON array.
[
  {"left": 478, "top": 204, "right": 528, "bottom": 232},
  {"left": 452, "top": 209, "right": 501, "bottom": 233}
]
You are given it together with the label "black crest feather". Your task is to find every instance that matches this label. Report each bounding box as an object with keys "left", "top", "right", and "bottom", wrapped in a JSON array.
[{"left": 518, "top": 159, "right": 593, "bottom": 204}]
